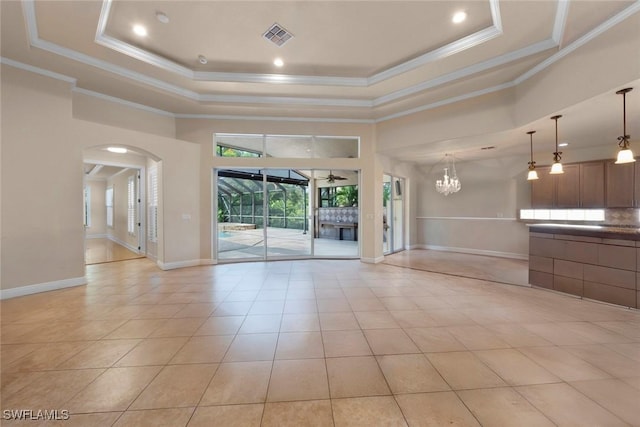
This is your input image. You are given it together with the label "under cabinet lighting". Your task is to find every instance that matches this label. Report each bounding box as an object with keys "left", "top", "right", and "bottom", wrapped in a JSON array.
[{"left": 520, "top": 209, "right": 605, "bottom": 222}]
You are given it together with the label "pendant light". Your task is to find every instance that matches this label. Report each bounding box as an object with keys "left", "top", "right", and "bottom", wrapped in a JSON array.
[
  {"left": 549, "top": 115, "right": 564, "bottom": 174},
  {"left": 615, "top": 88, "right": 635, "bottom": 164},
  {"left": 526, "top": 130, "right": 539, "bottom": 180}
]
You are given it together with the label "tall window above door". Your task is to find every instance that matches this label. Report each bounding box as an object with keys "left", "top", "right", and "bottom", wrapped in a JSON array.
[{"left": 214, "top": 134, "right": 359, "bottom": 159}]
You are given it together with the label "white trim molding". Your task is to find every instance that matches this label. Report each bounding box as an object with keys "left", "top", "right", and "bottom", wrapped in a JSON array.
[
  {"left": 94, "top": 0, "right": 503, "bottom": 87},
  {"left": 361, "top": 256, "right": 385, "bottom": 264},
  {"left": 107, "top": 235, "right": 139, "bottom": 254},
  {"left": 0, "top": 276, "right": 87, "bottom": 300},
  {"left": 8, "top": 0, "right": 639, "bottom": 122},
  {"left": 157, "top": 259, "right": 205, "bottom": 270},
  {"left": 417, "top": 244, "right": 528, "bottom": 260},
  {"left": 416, "top": 216, "right": 518, "bottom": 221}
]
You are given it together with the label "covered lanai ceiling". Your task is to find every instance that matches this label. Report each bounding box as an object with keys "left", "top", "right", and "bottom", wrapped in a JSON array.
[{"left": 1, "top": 1, "right": 639, "bottom": 164}]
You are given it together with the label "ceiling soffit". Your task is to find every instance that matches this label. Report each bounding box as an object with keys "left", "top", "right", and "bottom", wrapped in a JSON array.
[{"left": 7, "top": 0, "right": 640, "bottom": 119}]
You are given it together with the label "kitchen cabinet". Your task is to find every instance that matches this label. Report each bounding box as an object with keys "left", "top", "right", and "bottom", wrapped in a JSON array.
[
  {"left": 556, "top": 164, "right": 580, "bottom": 208},
  {"left": 606, "top": 160, "right": 634, "bottom": 207},
  {"left": 580, "top": 161, "right": 605, "bottom": 207},
  {"left": 634, "top": 161, "right": 640, "bottom": 207},
  {"left": 530, "top": 166, "right": 554, "bottom": 208}
]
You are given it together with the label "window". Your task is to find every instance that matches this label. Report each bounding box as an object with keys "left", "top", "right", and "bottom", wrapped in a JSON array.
[
  {"left": 127, "top": 175, "right": 136, "bottom": 235},
  {"left": 106, "top": 186, "right": 114, "bottom": 228},
  {"left": 214, "top": 133, "right": 360, "bottom": 159},
  {"left": 318, "top": 185, "right": 358, "bottom": 207},
  {"left": 83, "top": 186, "right": 91, "bottom": 227},
  {"left": 148, "top": 166, "right": 158, "bottom": 242}
]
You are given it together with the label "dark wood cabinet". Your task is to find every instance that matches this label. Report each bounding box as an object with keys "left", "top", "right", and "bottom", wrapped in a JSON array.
[
  {"left": 531, "top": 166, "right": 555, "bottom": 208},
  {"left": 580, "top": 161, "right": 605, "bottom": 207},
  {"left": 556, "top": 164, "right": 580, "bottom": 208},
  {"left": 634, "top": 161, "right": 640, "bottom": 207},
  {"left": 606, "top": 160, "right": 634, "bottom": 207}
]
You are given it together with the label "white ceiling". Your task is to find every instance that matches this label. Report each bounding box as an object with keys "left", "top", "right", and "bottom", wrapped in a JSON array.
[{"left": 1, "top": 0, "right": 639, "bottom": 164}]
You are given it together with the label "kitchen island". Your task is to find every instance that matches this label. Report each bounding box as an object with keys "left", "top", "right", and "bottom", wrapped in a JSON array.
[{"left": 528, "top": 224, "right": 639, "bottom": 308}]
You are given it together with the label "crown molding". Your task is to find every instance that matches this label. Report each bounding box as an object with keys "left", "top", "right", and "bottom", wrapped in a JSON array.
[
  {"left": 375, "top": 81, "right": 516, "bottom": 123},
  {"left": 0, "top": 56, "right": 77, "bottom": 84},
  {"left": 20, "top": 0, "right": 592, "bottom": 109},
  {"left": 368, "top": 25, "right": 503, "bottom": 86},
  {"left": 374, "top": 38, "right": 556, "bottom": 107},
  {"left": 174, "top": 113, "right": 376, "bottom": 124},
  {"left": 515, "top": 0, "right": 640, "bottom": 85},
  {"left": 198, "top": 94, "right": 372, "bottom": 108},
  {"left": 8, "top": 0, "right": 639, "bottom": 125},
  {"left": 94, "top": 0, "right": 503, "bottom": 87},
  {"left": 72, "top": 87, "right": 175, "bottom": 117},
  {"left": 552, "top": 0, "right": 571, "bottom": 46}
]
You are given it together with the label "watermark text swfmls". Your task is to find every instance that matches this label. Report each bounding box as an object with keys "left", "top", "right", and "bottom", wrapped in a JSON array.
[{"left": 3, "top": 409, "right": 70, "bottom": 421}]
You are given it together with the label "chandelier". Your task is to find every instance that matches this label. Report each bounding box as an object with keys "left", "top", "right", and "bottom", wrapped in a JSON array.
[{"left": 435, "top": 154, "right": 461, "bottom": 196}]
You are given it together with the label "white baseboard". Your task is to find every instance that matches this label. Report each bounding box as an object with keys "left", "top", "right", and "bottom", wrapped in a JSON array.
[
  {"left": 157, "top": 259, "right": 203, "bottom": 270},
  {"left": 407, "top": 244, "right": 422, "bottom": 250},
  {"left": 416, "top": 245, "right": 528, "bottom": 260},
  {"left": 0, "top": 276, "right": 87, "bottom": 300},
  {"left": 86, "top": 233, "right": 108, "bottom": 239},
  {"left": 107, "top": 235, "right": 140, "bottom": 253},
  {"left": 200, "top": 259, "right": 217, "bottom": 265},
  {"left": 361, "top": 256, "right": 385, "bottom": 264}
]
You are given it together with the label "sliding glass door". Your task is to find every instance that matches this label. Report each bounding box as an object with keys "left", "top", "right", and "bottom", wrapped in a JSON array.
[
  {"left": 216, "top": 168, "right": 359, "bottom": 261},
  {"left": 217, "top": 169, "right": 265, "bottom": 260},
  {"left": 266, "top": 170, "right": 311, "bottom": 258}
]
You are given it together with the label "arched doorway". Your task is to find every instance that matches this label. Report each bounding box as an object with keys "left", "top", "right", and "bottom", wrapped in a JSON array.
[{"left": 83, "top": 145, "right": 161, "bottom": 264}]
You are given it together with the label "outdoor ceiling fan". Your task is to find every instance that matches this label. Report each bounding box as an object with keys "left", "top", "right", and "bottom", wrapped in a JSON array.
[{"left": 320, "top": 171, "right": 348, "bottom": 183}]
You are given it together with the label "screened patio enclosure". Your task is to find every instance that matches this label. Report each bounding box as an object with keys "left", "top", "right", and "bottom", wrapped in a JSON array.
[{"left": 216, "top": 168, "right": 359, "bottom": 261}]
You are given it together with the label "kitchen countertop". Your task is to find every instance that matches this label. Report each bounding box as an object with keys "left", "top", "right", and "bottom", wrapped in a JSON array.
[{"left": 527, "top": 223, "right": 640, "bottom": 240}]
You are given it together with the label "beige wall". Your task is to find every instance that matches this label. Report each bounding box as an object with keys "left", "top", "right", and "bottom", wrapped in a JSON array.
[
  {"left": 1, "top": 65, "right": 201, "bottom": 294},
  {"left": 85, "top": 179, "right": 106, "bottom": 237},
  {"left": 1, "top": 66, "right": 85, "bottom": 289},
  {"left": 515, "top": 14, "right": 640, "bottom": 127}
]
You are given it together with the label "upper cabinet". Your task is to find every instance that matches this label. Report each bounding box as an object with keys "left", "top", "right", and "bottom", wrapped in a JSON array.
[
  {"left": 530, "top": 160, "right": 612, "bottom": 209},
  {"left": 556, "top": 164, "right": 580, "bottom": 208},
  {"left": 580, "top": 161, "right": 605, "bottom": 208},
  {"left": 605, "top": 160, "right": 634, "bottom": 207},
  {"left": 531, "top": 166, "right": 555, "bottom": 208}
]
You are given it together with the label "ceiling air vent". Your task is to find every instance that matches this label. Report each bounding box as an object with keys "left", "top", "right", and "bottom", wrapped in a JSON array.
[{"left": 263, "top": 23, "right": 293, "bottom": 47}]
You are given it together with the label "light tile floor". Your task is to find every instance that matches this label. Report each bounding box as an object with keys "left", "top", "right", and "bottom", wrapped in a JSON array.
[{"left": 1, "top": 256, "right": 639, "bottom": 426}]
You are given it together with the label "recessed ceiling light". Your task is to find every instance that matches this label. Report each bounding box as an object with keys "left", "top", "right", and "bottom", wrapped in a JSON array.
[
  {"left": 452, "top": 11, "right": 467, "bottom": 24},
  {"left": 273, "top": 58, "right": 284, "bottom": 67},
  {"left": 155, "top": 11, "right": 169, "bottom": 24},
  {"left": 198, "top": 55, "right": 208, "bottom": 65},
  {"left": 559, "top": 142, "right": 569, "bottom": 147},
  {"left": 107, "top": 147, "right": 127, "bottom": 154},
  {"left": 133, "top": 24, "right": 147, "bottom": 37}
]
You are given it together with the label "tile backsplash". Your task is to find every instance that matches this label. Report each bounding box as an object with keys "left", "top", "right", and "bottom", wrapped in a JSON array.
[{"left": 603, "top": 208, "right": 639, "bottom": 226}]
